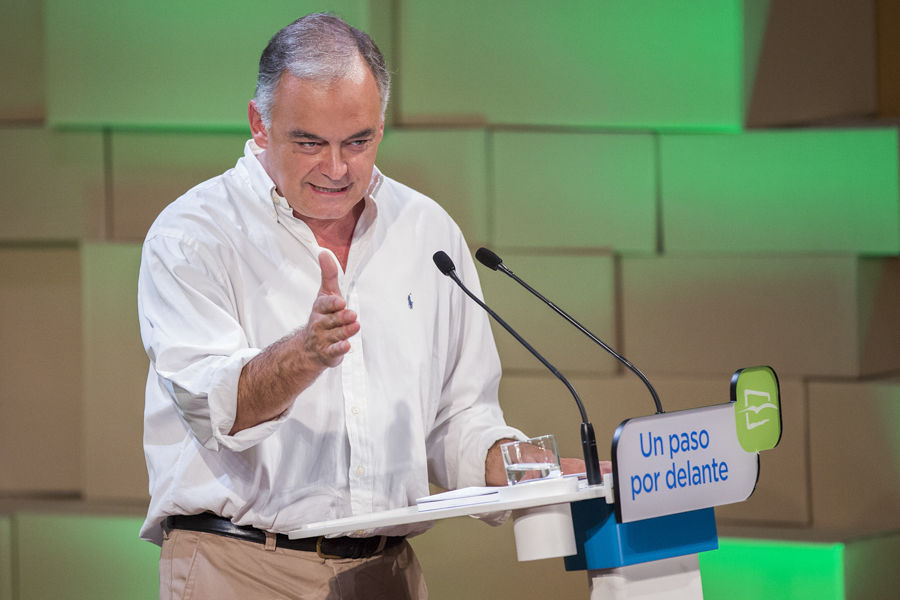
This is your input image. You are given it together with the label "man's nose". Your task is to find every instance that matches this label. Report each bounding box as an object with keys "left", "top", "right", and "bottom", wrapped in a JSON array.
[{"left": 320, "top": 146, "right": 348, "bottom": 181}]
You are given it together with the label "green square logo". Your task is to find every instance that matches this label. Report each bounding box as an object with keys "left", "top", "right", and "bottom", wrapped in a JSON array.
[{"left": 731, "top": 366, "right": 782, "bottom": 453}]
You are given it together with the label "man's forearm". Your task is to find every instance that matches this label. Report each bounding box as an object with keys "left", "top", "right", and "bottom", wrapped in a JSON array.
[
  {"left": 230, "top": 329, "right": 325, "bottom": 434},
  {"left": 230, "top": 252, "right": 360, "bottom": 435}
]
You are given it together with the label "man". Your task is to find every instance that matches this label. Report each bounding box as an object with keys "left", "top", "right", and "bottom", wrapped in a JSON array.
[{"left": 138, "top": 13, "right": 555, "bottom": 598}]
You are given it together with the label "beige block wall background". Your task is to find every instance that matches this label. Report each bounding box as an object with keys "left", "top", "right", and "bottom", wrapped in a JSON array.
[{"left": 2, "top": 1, "right": 899, "bottom": 598}]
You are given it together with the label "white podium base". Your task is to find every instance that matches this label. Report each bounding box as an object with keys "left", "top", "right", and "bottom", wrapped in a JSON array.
[
  {"left": 512, "top": 502, "right": 576, "bottom": 561},
  {"left": 587, "top": 554, "right": 703, "bottom": 600}
]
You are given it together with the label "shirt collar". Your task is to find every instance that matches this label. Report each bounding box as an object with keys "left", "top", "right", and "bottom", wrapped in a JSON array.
[{"left": 238, "top": 139, "right": 280, "bottom": 209}]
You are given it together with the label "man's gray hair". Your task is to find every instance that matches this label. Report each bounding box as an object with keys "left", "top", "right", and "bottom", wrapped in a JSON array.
[{"left": 253, "top": 13, "right": 391, "bottom": 128}]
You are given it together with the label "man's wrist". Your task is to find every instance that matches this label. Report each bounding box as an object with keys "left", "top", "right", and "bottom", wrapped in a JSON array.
[{"left": 484, "top": 437, "right": 517, "bottom": 486}]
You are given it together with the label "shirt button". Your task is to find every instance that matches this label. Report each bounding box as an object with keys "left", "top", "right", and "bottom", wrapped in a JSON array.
[
  {"left": 351, "top": 406, "right": 361, "bottom": 415},
  {"left": 356, "top": 467, "right": 365, "bottom": 476}
]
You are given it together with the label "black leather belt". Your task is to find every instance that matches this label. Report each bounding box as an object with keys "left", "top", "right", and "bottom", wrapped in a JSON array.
[{"left": 163, "top": 513, "right": 405, "bottom": 559}]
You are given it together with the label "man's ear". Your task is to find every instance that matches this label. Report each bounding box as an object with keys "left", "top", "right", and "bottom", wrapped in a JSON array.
[{"left": 248, "top": 100, "right": 269, "bottom": 148}]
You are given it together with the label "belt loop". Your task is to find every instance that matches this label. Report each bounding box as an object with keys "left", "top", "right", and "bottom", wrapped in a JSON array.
[
  {"left": 264, "top": 531, "right": 277, "bottom": 552},
  {"left": 316, "top": 537, "right": 341, "bottom": 560},
  {"left": 375, "top": 536, "right": 387, "bottom": 554}
]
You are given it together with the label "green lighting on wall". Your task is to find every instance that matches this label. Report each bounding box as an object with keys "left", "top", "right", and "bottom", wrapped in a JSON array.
[
  {"left": 14, "top": 513, "right": 159, "bottom": 600},
  {"left": 661, "top": 129, "right": 900, "bottom": 254},
  {"left": 400, "top": 0, "right": 749, "bottom": 130},
  {"left": 700, "top": 537, "right": 845, "bottom": 600},
  {"left": 45, "top": 0, "right": 372, "bottom": 129}
]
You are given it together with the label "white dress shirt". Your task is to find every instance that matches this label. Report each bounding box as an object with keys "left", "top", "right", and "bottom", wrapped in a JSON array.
[{"left": 138, "top": 140, "right": 523, "bottom": 545}]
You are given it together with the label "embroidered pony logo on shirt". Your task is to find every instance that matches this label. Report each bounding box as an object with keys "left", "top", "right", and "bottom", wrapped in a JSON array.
[{"left": 408, "top": 293, "right": 414, "bottom": 309}]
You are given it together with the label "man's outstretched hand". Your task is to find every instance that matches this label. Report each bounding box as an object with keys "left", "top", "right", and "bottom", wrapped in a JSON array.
[{"left": 301, "top": 252, "right": 360, "bottom": 368}]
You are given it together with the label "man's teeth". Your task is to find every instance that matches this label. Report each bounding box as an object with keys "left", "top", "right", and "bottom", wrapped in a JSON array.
[{"left": 312, "top": 184, "right": 346, "bottom": 192}]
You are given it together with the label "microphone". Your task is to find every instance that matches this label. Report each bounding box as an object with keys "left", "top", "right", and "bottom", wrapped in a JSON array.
[
  {"left": 475, "top": 247, "right": 664, "bottom": 415},
  {"left": 432, "top": 250, "right": 604, "bottom": 486}
]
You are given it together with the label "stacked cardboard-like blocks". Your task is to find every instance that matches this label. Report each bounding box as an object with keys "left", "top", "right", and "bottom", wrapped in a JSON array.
[{"left": 1, "top": 2, "right": 898, "bottom": 599}]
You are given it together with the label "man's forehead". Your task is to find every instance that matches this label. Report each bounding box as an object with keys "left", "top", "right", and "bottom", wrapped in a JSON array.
[
  {"left": 265, "top": 59, "right": 383, "bottom": 139},
  {"left": 273, "top": 70, "right": 379, "bottom": 110},
  {"left": 336, "top": 54, "right": 371, "bottom": 85},
  {"left": 280, "top": 53, "right": 372, "bottom": 89}
]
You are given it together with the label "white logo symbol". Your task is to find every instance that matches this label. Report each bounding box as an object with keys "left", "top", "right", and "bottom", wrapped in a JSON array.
[{"left": 740, "top": 390, "right": 778, "bottom": 430}]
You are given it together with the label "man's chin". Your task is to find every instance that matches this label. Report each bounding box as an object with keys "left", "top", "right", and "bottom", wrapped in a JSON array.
[{"left": 290, "top": 200, "right": 360, "bottom": 223}]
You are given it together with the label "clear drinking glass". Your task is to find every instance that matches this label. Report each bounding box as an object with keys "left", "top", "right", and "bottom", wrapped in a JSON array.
[{"left": 500, "top": 434, "right": 562, "bottom": 486}]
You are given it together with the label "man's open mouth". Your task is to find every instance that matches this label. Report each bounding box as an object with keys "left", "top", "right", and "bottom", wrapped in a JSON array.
[{"left": 310, "top": 183, "right": 351, "bottom": 193}]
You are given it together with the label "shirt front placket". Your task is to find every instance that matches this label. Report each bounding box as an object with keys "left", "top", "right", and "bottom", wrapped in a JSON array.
[
  {"left": 272, "top": 191, "right": 376, "bottom": 520},
  {"left": 340, "top": 207, "right": 376, "bottom": 520}
]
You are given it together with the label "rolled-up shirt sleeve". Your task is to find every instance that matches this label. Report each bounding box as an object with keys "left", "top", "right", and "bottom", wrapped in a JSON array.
[{"left": 139, "top": 233, "right": 286, "bottom": 452}]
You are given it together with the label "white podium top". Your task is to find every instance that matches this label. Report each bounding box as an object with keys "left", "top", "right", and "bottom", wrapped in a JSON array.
[{"left": 287, "top": 474, "right": 614, "bottom": 539}]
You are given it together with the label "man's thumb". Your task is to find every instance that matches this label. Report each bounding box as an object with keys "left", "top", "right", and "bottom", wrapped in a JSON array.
[{"left": 318, "top": 251, "right": 342, "bottom": 295}]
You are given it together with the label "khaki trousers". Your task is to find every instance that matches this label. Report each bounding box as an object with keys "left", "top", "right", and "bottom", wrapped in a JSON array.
[{"left": 159, "top": 529, "right": 428, "bottom": 600}]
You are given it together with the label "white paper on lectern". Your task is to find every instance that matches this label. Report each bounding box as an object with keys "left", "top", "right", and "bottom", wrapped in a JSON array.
[{"left": 415, "top": 487, "right": 500, "bottom": 511}]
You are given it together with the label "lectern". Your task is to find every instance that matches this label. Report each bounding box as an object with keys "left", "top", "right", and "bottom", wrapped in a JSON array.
[{"left": 288, "top": 366, "right": 782, "bottom": 599}]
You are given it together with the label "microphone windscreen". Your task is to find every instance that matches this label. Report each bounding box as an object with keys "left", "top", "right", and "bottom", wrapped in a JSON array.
[
  {"left": 432, "top": 251, "right": 456, "bottom": 275},
  {"left": 475, "top": 247, "right": 502, "bottom": 270}
]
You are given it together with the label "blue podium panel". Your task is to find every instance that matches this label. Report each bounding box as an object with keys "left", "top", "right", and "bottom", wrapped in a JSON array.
[{"left": 565, "top": 499, "right": 718, "bottom": 571}]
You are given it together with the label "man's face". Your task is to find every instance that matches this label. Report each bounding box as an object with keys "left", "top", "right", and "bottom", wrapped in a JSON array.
[{"left": 249, "top": 57, "right": 384, "bottom": 222}]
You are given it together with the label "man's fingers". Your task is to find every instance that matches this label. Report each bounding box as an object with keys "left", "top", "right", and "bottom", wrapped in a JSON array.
[
  {"left": 318, "top": 251, "right": 342, "bottom": 296},
  {"left": 560, "top": 457, "right": 586, "bottom": 476},
  {"left": 318, "top": 318, "right": 360, "bottom": 345},
  {"left": 323, "top": 339, "right": 350, "bottom": 355},
  {"left": 313, "top": 293, "right": 348, "bottom": 315},
  {"left": 312, "top": 321, "right": 360, "bottom": 366}
]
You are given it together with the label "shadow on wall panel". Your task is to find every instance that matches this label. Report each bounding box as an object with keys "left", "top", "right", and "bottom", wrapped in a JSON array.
[
  {"left": 621, "top": 256, "right": 900, "bottom": 379},
  {"left": 109, "top": 131, "right": 251, "bottom": 242},
  {"left": 0, "top": 0, "right": 44, "bottom": 121},
  {"left": 377, "top": 129, "right": 490, "bottom": 247},
  {"left": 81, "top": 243, "right": 149, "bottom": 502},
  {"left": 0, "top": 246, "right": 83, "bottom": 494},
  {"left": 0, "top": 127, "right": 105, "bottom": 242}
]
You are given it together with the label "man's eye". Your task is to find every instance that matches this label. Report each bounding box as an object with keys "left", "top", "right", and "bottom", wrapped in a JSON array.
[
  {"left": 348, "top": 139, "right": 370, "bottom": 148},
  {"left": 297, "top": 142, "right": 320, "bottom": 149}
]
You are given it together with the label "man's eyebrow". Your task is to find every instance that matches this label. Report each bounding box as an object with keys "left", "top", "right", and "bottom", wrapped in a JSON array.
[
  {"left": 288, "top": 129, "right": 324, "bottom": 141},
  {"left": 287, "top": 128, "right": 376, "bottom": 142},
  {"left": 346, "top": 128, "right": 376, "bottom": 140}
]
